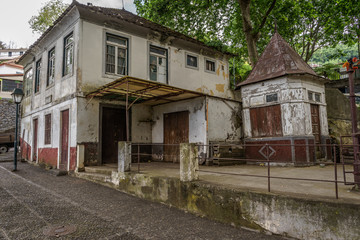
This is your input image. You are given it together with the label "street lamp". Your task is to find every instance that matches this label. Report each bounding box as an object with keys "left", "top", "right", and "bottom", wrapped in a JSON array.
[{"left": 11, "top": 88, "right": 24, "bottom": 171}]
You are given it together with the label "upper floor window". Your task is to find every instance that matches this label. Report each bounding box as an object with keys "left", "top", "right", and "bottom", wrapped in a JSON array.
[
  {"left": 63, "top": 33, "right": 74, "bottom": 76},
  {"left": 308, "top": 91, "right": 321, "bottom": 103},
  {"left": 35, "top": 59, "right": 41, "bottom": 93},
  {"left": 8, "top": 52, "right": 12, "bottom": 57},
  {"left": 205, "top": 59, "right": 216, "bottom": 73},
  {"left": 47, "top": 48, "right": 55, "bottom": 86},
  {"left": 266, "top": 93, "right": 278, "bottom": 103},
  {"left": 149, "top": 45, "right": 167, "bottom": 84},
  {"left": 1, "top": 79, "right": 22, "bottom": 92},
  {"left": 105, "top": 33, "right": 128, "bottom": 75},
  {"left": 186, "top": 53, "right": 198, "bottom": 69},
  {"left": 24, "top": 68, "right": 33, "bottom": 96}
]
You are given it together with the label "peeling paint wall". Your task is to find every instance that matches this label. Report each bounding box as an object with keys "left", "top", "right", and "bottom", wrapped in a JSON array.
[
  {"left": 207, "top": 97, "right": 242, "bottom": 142},
  {"left": 152, "top": 97, "right": 206, "bottom": 144},
  {"left": 241, "top": 76, "right": 329, "bottom": 139},
  {"left": 79, "top": 21, "right": 233, "bottom": 99}
]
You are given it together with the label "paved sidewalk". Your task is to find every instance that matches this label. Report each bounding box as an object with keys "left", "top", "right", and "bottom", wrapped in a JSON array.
[{"left": 0, "top": 161, "right": 286, "bottom": 240}]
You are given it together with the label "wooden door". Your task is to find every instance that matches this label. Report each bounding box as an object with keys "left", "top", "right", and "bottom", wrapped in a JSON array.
[
  {"left": 60, "top": 109, "right": 69, "bottom": 170},
  {"left": 102, "top": 107, "right": 127, "bottom": 164},
  {"left": 311, "top": 104, "right": 321, "bottom": 144},
  {"left": 164, "top": 111, "right": 189, "bottom": 162},
  {"left": 33, "top": 118, "right": 38, "bottom": 161}
]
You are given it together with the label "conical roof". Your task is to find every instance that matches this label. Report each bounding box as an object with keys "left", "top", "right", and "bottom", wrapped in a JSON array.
[{"left": 237, "top": 32, "right": 321, "bottom": 87}]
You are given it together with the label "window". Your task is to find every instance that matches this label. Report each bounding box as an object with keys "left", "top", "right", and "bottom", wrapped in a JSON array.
[
  {"left": 105, "top": 33, "right": 128, "bottom": 75},
  {"left": 186, "top": 53, "right": 198, "bottom": 69},
  {"left": 8, "top": 52, "right": 12, "bottom": 57},
  {"left": 308, "top": 91, "right": 321, "bottom": 103},
  {"left": 35, "top": 59, "right": 41, "bottom": 93},
  {"left": 266, "top": 93, "right": 278, "bottom": 103},
  {"left": 205, "top": 59, "right": 216, "bottom": 73},
  {"left": 63, "top": 33, "right": 74, "bottom": 76},
  {"left": 20, "top": 51, "right": 23, "bottom": 55},
  {"left": 149, "top": 45, "right": 167, "bottom": 84},
  {"left": 44, "top": 114, "right": 51, "bottom": 144},
  {"left": 24, "top": 68, "right": 33, "bottom": 96},
  {"left": 47, "top": 48, "right": 55, "bottom": 86}
]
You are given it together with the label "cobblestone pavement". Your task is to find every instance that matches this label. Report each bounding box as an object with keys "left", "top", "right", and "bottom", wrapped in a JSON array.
[{"left": 0, "top": 161, "right": 288, "bottom": 240}]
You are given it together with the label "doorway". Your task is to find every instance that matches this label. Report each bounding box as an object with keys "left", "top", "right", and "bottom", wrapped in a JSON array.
[
  {"left": 163, "top": 111, "right": 189, "bottom": 162},
  {"left": 101, "top": 107, "right": 127, "bottom": 164},
  {"left": 311, "top": 104, "right": 321, "bottom": 144},
  {"left": 32, "top": 118, "right": 38, "bottom": 162},
  {"left": 60, "top": 109, "right": 69, "bottom": 170}
]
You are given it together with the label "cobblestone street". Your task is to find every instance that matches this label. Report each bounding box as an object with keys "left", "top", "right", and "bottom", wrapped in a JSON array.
[{"left": 0, "top": 161, "right": 286, "bottom": 240}]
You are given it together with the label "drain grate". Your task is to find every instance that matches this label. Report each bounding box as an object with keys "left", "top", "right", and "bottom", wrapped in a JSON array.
[{"left": 43, "top": 225, "right": 77, "bottom": 237}]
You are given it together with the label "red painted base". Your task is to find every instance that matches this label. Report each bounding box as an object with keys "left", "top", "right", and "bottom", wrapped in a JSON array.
[
  {"left": 38, "top": 148, "right": 58, "bottom": 167},
  {"left": 20, "top": 138, "right": 31, "bottom": 160}
]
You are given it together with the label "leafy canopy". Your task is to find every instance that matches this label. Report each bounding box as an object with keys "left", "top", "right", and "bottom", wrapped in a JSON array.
[{"left": 29, "top": 0, "right": 69, "bottom": 34}]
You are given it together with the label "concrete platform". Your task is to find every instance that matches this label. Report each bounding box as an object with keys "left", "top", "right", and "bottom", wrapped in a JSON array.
[{"left": 85, "top": 162, "right": 359, "bottom": 202}]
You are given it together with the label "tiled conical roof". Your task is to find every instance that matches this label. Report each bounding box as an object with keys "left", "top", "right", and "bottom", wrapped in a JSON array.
[{"left": 237, "top": 32, "right": 321, "bottom": 87}]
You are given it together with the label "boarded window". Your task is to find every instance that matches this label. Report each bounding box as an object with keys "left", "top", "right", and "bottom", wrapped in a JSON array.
[
  {"left": 44, "top": 114, "right": 51, "bottom": 145},
  {"left": 250, "top": 105, "right": 283, "bottom": 137}
]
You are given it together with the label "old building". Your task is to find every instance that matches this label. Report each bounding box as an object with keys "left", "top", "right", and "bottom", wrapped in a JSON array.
[
  {"left": 237, "top": 32, "right": 330, "bottom": 164},
  {"left": 0, "top": 60, "right": 23, "bottom": 100},
  {"left": 18, "top": 1, "right": 241, "bottom": 171}
]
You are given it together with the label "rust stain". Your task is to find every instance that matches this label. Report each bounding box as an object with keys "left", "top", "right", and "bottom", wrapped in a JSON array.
[
  {"left": 216, "top": 65, "right": 220, "bottom": 76},
  {"left": 210, "top": 90, "right": 214, "bottom": 96},
  {"left": 223, "top": 71, "right": 226, "bottom": 80},
  {"left": 216, "top": 84, "right": 225, "bottom": 93},
  {"left": 196, "top": 87, "right": 203, "bottom": 93}
]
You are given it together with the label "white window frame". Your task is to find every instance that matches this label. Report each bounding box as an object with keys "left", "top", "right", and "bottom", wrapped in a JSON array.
[
  {"left": 149, "top": 45, "right": 168, "bottom": 83},
  {"left": 47, "top": 48, "right": 55, "bottom": 86},
  {"left": 308, "top": 91, "right": 321, "bottom": 103},
  {"left": 63, "top": 32, "right": 74, "bottom": 77},
  {"left": 185, "top": 52, "right": 199, "bottom": 70},
  {"left": 24, "top": 68, "right": 33, "bottom": 96},
  {"left": 105, "top": 33, "right": 128, "bottom": 76}
]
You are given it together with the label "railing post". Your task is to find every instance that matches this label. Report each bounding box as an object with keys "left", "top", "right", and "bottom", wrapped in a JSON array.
[
  {"left": 333, "top": 144, "right": 339, "bottom": 199},
  {"left": 266, "top": 143, "right": 271, "bottom": 192},
  {"left": 118, "top": 141, "right": 131, "bottom": 173},
  {"left": 180, "top": 143, "right": 199, "bottom": 182}
]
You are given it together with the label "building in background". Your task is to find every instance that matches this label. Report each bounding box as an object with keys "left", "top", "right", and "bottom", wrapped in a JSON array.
[{"left": 0, "top": 60, "right": 23, "bottom": 99}]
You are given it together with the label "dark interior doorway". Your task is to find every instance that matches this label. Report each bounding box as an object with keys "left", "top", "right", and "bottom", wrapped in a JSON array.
[{"left": 102, "top": 107, "right": 127, "bottom": 164}]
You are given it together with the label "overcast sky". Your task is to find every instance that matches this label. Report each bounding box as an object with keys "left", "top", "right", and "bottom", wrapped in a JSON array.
[{"left": 0, "top": 0, "right": 136, "bottom": 48}]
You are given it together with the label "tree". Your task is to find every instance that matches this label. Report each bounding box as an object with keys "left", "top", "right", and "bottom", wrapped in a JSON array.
[
  {"left": 134, "top": 0, "right": 347, "bottom": 66},
  {"left": 0, "top": 41, "right": 6, "bottom": 49},
  {"left": 29, "top": 0, "right": 69, "bottom": 34}
]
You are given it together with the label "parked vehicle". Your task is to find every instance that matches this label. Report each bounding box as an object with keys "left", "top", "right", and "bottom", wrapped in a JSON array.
[{"left": 0, "top": 132, "right": 15, "bottom": 154}]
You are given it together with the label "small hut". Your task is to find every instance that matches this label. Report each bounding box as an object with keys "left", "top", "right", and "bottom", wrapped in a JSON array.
[{"left": 237, "top": 32, "right": 330, "bottom": 165}]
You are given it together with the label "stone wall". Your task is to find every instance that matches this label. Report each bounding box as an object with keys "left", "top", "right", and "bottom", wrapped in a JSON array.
[{"left": 0, "top": 99, "right": 16, "bottom": 133}]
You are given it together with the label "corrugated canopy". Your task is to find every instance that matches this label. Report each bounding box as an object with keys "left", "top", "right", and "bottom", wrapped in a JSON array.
[{"left": 86, "top": 76, "right": 205, "bottom": 106}]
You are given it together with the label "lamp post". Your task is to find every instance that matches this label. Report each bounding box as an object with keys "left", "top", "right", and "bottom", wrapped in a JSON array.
[{"left": 11, "top": 88, "right": 24, "bottom": 171}]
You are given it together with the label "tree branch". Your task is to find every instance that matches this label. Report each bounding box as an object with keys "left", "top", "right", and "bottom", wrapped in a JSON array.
[{"left": 255, "top": 0, "right": 276, "bottom": 35}]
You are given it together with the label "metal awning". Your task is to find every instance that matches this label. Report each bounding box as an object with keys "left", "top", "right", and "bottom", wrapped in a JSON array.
[{"left": 86, "top": 76, "right": 205, "bottom": 106}]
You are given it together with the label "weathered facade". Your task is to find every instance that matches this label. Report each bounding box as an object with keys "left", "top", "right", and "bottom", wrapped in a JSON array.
[
  {"left": 238, "top": 33, "right": 330, "bottom": 164},
  {"left": 18, "top": 2, "right": 241, "bottom": 171}
]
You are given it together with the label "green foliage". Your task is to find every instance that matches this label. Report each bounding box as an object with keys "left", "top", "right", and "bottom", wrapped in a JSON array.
[
  {"left": 313, "top": 63, "right": 341, "bottom": 80},
  {"left": 28, "top": 0, "right": 69, "bottom": 34},
  {"left": 310, "top": 45, "right": 358, "bottom": 65},
  {"left": 0, "top": 41, "right": 6, "bottom": 49}
]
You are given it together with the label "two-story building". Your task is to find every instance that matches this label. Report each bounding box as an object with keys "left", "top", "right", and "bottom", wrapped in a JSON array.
[{"left": 18, "top": 1, "right": 242, "bottom": 171}]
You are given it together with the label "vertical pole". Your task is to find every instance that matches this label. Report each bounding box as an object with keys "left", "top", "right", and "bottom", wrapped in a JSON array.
[
  {"left": 348, "top": 70, "right": 360, "bottom": 187},
  {"left": 137, "top": 144, "right": 140, "bottom": 173},
  {"left": 13, "top": 103, "right": 19, "bottom": 171},
  {"left": 266, "top": 144, "right": 270, "bottom": 192},
  {"left": 333, "top": 144, "right": 338, "bottom": 199},
  {"left": 126, "top": 80, "right": 129, "bottom": 142}
]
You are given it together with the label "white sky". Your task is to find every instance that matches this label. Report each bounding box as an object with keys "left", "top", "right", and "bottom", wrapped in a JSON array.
[{"left": 0, "top": 0, "right": 136, "bottom": 48}]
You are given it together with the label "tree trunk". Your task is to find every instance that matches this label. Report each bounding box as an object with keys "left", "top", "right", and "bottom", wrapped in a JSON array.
[{"left": 238, "top": 0, "right": 258, "bottom": 66}]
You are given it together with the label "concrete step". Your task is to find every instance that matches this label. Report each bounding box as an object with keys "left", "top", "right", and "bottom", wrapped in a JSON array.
[
  {"left": 76, "top": 172, "right": 112, "bottom": 183},
  {"left": 84, "top": 167, "right": 113, "bottom": 176}
]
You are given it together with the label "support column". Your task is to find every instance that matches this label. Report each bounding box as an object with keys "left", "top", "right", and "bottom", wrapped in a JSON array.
[
  {"left": 180, "top": 143, "right": 199, "bottom": 182},
  {"left": 76, "top": 144, "right": 85, "bottom": 172},
  {"left": 118, "top": 141, "right": 131, "bottom": 172}
]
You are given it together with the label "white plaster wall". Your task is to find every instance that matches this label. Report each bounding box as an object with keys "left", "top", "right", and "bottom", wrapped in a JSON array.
[
  {"left": 79, "top": 21, "right": 232, "bottom": 98},
  {"left": 76, "top": 98, "right": 152, "bottom": 144},
  {"left": 241, "top": 76, "right": 329, "bottom": 138},
  {"left": 152, "top": 97, "right": 206, "bottom": 144},
  {"left": 20, "top": 98, "right": 77, "bottom": 163},
  {"left": 0, "top": 65, "right": 23, "bottom": 74},
  {"left": 207, "top": 97, "right": 242, "bottom": 142},
  {"left": 21, "top": 8, "right": 80, "bottom": 114}
]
